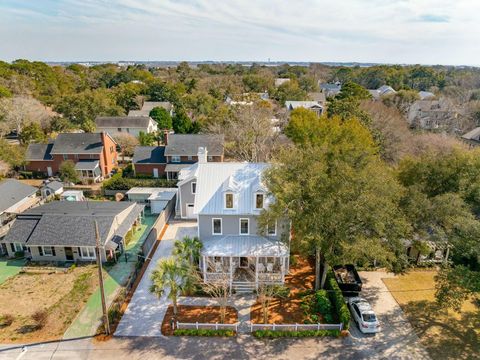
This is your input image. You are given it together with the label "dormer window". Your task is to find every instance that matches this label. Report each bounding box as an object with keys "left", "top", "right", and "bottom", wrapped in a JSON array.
[
  {"left": 255, "top": 193, "right": 264, "bottom": 209},
  {"left": 225, "top": 193, "right": 234, "bottom": 209}
]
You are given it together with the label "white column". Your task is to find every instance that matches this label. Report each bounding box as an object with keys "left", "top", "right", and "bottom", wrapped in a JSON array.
[
  {"left": 202, "top": 256, "right": 207, "bottom": 282},
  {"left": 229, "top": 256, "right": 233, "bottom": 293},
  {"left": 255, "top": 256, "right": 259, "bottom": 289}
]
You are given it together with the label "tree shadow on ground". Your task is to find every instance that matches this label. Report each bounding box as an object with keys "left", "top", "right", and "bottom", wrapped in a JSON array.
[{"left": 402, "top": 300, "right": 480, "bottom": 360}]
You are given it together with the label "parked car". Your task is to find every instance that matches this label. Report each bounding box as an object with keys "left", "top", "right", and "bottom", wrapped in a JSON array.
[
  {"left": 348, "top": 297, "right": 380, "bottom": 334},
  {"left": 333, "top": 264, "right": 363, "bottom": 296}
]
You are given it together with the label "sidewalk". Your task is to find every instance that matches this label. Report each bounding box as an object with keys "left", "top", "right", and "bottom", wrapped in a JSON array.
[{"left": 115, "top": 221, "right": 198, "bottom": 337}]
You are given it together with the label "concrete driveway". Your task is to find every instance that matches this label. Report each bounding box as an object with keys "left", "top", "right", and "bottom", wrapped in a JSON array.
[
  {"left": 114, "top": 221, "right": 198, "bottom": 337},
  {"left": 345, "top": 271, "right": 430, "bottom": 359}
]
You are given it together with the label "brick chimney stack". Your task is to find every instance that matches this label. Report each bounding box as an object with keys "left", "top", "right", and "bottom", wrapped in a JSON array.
[{"left": 163, "top": 130, "right": 169, "bottom": 145}]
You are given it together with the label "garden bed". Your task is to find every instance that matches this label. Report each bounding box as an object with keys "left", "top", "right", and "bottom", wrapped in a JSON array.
[
  {"left": 161, "top": 305, "right": 238, "bottom": 336},
  {"left": 250, "top": 256, "right": 315, "bottom": 324}
]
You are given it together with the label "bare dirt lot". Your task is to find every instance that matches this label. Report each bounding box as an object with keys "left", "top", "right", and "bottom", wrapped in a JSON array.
[
  {"left": 251, "top": 255, "right": 315, "bottom": 324},
  {"left": 0, "top": 265, "right": 98, "bottom": 343},
  {"left": 383, "top": 270, "right": 479, "bottom": 360},
  {"left": 161, "top": 305, "right": 238, "bottom": 335}
]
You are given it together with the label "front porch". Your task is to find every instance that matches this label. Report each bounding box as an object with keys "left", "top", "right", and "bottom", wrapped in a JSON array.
[{"left": 199, "top": 235, "right": 289, "bottom": 291}]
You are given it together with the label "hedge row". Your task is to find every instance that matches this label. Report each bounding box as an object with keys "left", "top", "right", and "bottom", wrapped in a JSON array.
[
  {"left": 326, "top": 275, "right": 351, "bottom": 330},
  {"left": 173, "top": 329, "right": 235, "bottom": 337},
  {"left": 253, "top": 329, "right": 340, "bottom": 338},
  {"left": 102, "top": 173, "right": 176, "bottom": 190}
]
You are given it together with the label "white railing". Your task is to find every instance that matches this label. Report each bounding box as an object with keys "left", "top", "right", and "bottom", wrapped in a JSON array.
[
  {"left": 176, "top": 321, "right": 239, "bottom": 331},
  {"left": 204, "top": 272, "right": 229, "bottom": 282},
  {"left": 258, "top": 273, "right": 283, "bottom": 283},
  {"left": 250, "top": 323, "right": 343, "bottom": 332}
]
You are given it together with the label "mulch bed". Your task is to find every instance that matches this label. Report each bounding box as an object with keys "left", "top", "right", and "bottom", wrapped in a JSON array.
[
  {"left": 161, "top": 305, "right": 238, "bottom": 335},
  {"left": 250, "top": 255, "right": 315, "bottom": 324}
]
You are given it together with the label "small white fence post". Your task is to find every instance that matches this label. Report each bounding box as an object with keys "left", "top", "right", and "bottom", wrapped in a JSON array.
[
  {"left": 295, "top": 323, "right": 298, "bottom": 331},
  {"left": 196, "top": 321, "right": 198, "bottom": 330},
  {"left": 317, "top": 323, "right": 320, "bottom": 331},
  {"left": 339, "top": 323, "right": 343, "bottom": 331},
  {"left": 272, "top": 323, "right": 275, "bottom": 331},
  {"left": 215, "top": 322, "right": 218, "bottom": 330}
]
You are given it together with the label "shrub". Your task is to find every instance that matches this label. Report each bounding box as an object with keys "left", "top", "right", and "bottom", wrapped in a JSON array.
[
  {"left": 14, "top": 251, "right": 25, "bottom": 258},
  {"left": 173, "top": 329, "right": 235, "bottom": 337},
  {"left": 0, "top": 314, "right": 14, "bottom": 327},
  {"left": 32, "top": 310, "right": 48, "bottom": 329},
  {"left": 326, "top": 276, "right": 351, "bottom": 330},
  {"left": 253, "top": 329, "right": 340, "bottom": 338},
  {"left": 315, "top": 290, "right": 334, "bottom": 323}
]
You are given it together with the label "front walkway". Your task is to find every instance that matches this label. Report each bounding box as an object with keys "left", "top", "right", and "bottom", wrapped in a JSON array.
[{"left": 115, "top": 221, "right": 198, "bottom": 337}]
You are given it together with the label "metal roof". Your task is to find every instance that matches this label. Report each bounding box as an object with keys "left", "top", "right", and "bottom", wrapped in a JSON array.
[
  {"left": 201, "top": 235, "right": 288, "bottom": 257},
  {"left": 0, "top": 180, "right": 38, "bottom": 213},
  {"left": 164, "top": 134, "right": 224, "bottom": 156},
  {"left": 95, "top": 116, "right": 153, "bottom": 128},
  {"left": 132, "top": 146, "right": 166, "bottom": 164},
  {"left": 186, "top": 162, "right": 270, "bottom": 215},
  {"left": 285, "top": 101, "right": 323, "bottom": 109}
]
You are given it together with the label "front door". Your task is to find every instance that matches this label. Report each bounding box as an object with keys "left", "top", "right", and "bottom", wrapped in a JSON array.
[
  {"left": 186, "top": 204, "right": 195, "bottom": 219},
  {"left": 153, "top": 168, "right": 159, "bottom": 178},
  {"left": 47, "top": 166, "right": 53, "bottom": 177},
  {"left": 65, "top": 247, "right": 74, "bottom": 261}
]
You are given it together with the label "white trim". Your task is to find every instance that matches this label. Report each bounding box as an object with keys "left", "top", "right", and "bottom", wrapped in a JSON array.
[
  {"left": 191, "top": 182, "right": 197, "bottom": 194},
  {"left": 42, "top": 246, "right": 53, "bottom": 256},
  {"left": 224, "top": 192, "right": 234, "bottom": 210},
  {"left": 171, "top": 155, "right": 181, "bottom": 163},
  {"left": 254, "top": 192, "right": 264, "bottom": 210},
  {"left": 239, "top": 218, "right": 249, "bottom": 235},
  {"left": 13, "top": 242, "right": 23, "bottom": 252},
  {"left": 212, "top": 218, "right": 222, "bottom": 235},
  {"left": 267, "top": 220, "right": 277, "bottom": 236},
  {"left": 80, "top": 246, "right": 96, "bottom": 259},
  {"left": 185, "top": 203, "right": 195, "bottom": 219}
]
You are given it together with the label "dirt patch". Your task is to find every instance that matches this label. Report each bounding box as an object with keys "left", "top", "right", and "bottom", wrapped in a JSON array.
[
  {"left": 383, "top": 270, "right": 479, "bottom": 360},
  {"left": 161, "top": 305, "right": 238, "bottom": 335},
  {"left": 0, "top": 265, "right": 98, "bottom": 343},
  {"left": 251, "top": 255, "right": 315, "bottom": 324}
]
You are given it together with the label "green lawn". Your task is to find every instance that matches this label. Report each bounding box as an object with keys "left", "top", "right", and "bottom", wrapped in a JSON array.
[
  {"left": 0, "top": 258, "right": 25, "bottom": 284},
  {"left": 63, "top": 213, "right": 157, "bottom": 338}
]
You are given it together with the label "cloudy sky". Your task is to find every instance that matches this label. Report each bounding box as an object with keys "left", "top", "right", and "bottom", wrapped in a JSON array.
[{"left": 0, "top": 0, "right": 479, "bottom": 65}]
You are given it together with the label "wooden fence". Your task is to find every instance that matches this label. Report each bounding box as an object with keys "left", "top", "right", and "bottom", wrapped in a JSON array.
[
  {"left": 250, "top": 323, "right": 343, "bottom": 332},
  {"left": 176, "top": 321, "right": 239, "bottom": 331}
]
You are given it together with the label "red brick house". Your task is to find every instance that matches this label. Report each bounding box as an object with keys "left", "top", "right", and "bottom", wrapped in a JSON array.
[
  {"left": 25, "top": 132, "right": 118, "bottom": 182},
  {"left": 133, "top": 134, "right": 224, "bottom": 179}
]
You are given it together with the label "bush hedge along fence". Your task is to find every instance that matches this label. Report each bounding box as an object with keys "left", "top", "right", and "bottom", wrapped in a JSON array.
[{"left": 326, "top": 275, "right": 351, "bottom": 330}]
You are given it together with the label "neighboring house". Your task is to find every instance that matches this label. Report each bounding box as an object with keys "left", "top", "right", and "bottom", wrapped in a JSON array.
[
  {"left": 177, "top": 158, "right": 290, "bottom": 291},
  {"left": 132, "top": 134, "right": 224, "bottom": 180},
  {"left": 461, "top": 127, "right": 480, "bottom": 147},
  {"left": 407, "top": 99, "right": 458, "bottom": 130},
  {"left": 95, "top": 116, "right": 158, "bottom": 137},
  {"left": 125, "top": 187, "right": 177, "bottom": 214},
  {"left": 128, "top": 101, "right": 174, "bottom": 117},
  {"left": 319, "top": 82, "right": 342, "bottom": 98},
  {"left": 275, "top": 78, "right": 290, "bottom": 87},
  {"left": 308, "top": 92, "right": 326, "bottom": 105},
  {"left": 25, "top": 132, "right": 118, "bottom": 183},
  {"left": 418, "top": 91, "right": 435, "bottom": 100},
  {"left": 285, "top": 101, "right": 324, "bottom": 116},
  {"left": 368, "top": 85, "right": 396, "bottom": 99},
  {"left": 0, "top": 180, "right": 39, "bottom": 250},
  {"left": 40, "top": 180, "right": 64, "bottom": 199},
  {"left": 1, "top": 201, "right": 145, "bottom": 262},
  {"left": 60, "top": 190, "right": 86, "bottom": 201}
]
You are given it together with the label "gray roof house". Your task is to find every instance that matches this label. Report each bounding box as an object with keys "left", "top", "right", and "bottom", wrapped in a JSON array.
[
  {"left": 407, "top": 99, "right": 458, "bottom": 130},
  {"left": 128, "top": 101, "right": 174, "bottom": 117},
  {"left": 1, "top": 201, "right": 145, "bottom": 262},
  {"left": 176, "top": 160, "right": 290, "bottom": 291},
  {"left": 319, "top": 82, "right": 342, "bottom": 98},
  {"left": 40, "top": 180, "right": 64, "bottom": 199},
  {"left": 461, "top": 127, "right": 480, "bottom": 147},
  {"left": 369, "top": 85, "right": 396, "bottom": 99},
  {"left": 285, "top": 101, "right": 324, "bottom": 116},
  {"left": 132, "top": 146, "right": 166, "bottom": 165},
  {"left": 95, "top": 116, "right": 158, "bottom": 137}
]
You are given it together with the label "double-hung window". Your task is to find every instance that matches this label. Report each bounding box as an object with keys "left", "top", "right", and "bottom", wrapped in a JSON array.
[
  {"left": 171, "top": 156, "right": 181, "bottom": 163},
  {"left": 80, "top": 247, "right": 95, "bottom": 259},
  {"left": 42, "top": 246, "right": 54, "bottom": 256},
  {"left": 239, "top": 218, "right": 249, "bottom": 235},
  {"left": 267, "top": 221, "right": 277, "bottom": 236},
  {"left": 212, "top": 218, "right": 222, "bottom": 235}
]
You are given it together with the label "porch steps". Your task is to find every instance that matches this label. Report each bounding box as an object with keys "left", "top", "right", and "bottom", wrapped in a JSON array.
[{"left": 233, "top": 281, "right": 255, "bottom": 294}]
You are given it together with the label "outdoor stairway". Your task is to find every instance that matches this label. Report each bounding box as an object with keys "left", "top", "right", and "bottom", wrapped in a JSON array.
[{"left": 233, "top": 281, "right": 255, "bottom": 294}]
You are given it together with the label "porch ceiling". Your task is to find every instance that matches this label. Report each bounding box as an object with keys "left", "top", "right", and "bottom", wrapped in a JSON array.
[{"left": 201, "top": 235, "right": 288, "bottom": 257}]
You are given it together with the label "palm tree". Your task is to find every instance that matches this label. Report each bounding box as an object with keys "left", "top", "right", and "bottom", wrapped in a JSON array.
[
  {"left": 150, "top": 257, "right": 191, "bottom": 317},
  {"left": 173, "top": 236, "right": 202, "bottom": 268}
]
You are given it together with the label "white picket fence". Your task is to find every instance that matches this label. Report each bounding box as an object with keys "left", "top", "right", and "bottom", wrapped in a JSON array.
[
  {"left": 250, "top": 323, "right": 343, "bottom": 332},
  {"left": 176, "top": 321, "right": 239, "bottom": 331}
]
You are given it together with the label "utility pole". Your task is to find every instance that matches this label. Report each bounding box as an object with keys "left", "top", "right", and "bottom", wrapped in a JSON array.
[{"left": 95, "top": 220, "right": 110, "bottom": 335}]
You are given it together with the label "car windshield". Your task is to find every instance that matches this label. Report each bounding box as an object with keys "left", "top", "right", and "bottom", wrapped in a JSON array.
[{"left": 362, "top": 313, "right": 377, "bottom": 322}]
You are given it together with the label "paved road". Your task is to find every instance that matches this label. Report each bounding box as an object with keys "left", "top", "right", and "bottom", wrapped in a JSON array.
[{"left": 115, "top": 221, "right": 198, "bottom": 337}]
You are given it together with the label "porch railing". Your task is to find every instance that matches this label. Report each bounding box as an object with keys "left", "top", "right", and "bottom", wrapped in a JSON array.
[
  {"left": 258, "top": 273, "right": 283, "bottom": 283},
  {"left": 176, "top": 321, "right": 239, "bottom": 331},
  {"left": 250, "top": 323, "right": 343, "bottom": 332},
  {"left": 204, "top": 272, "right": 229, "bottom": 282}
]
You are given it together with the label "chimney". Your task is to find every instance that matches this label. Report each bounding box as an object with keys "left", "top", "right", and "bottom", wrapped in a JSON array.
[
  {"left": 100, "top": 131, "right": 109, "bottom": 176},
  {"left": 163, "top": 130, "right": 169, "bottom": 145},
  {"left": 197, "top": 147, "right": 208, "bottom": 163}
]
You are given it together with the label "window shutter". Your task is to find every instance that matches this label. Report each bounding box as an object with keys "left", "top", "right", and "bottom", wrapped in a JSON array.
[
  {"left": 52, "top": 247, "right": 56, "bottom": 256},
  {"left": 39, "top": 246, "right": 43, "bottom": 256},
  {"left": 10, "top": 243, "right": 15, "bottom": 253}
]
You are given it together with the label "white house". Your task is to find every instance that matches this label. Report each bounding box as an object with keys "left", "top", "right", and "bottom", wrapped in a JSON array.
[
  {"left": 285, "top": 101, "right": 324, "bottom": 116},
  {"left": 94, "top": 116, "right": 158, "bottom": 137}
]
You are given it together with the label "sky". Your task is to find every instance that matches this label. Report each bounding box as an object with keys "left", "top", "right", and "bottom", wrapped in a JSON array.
[{"left": 0, "top": 0, "right": 479, "bottom": 65}]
